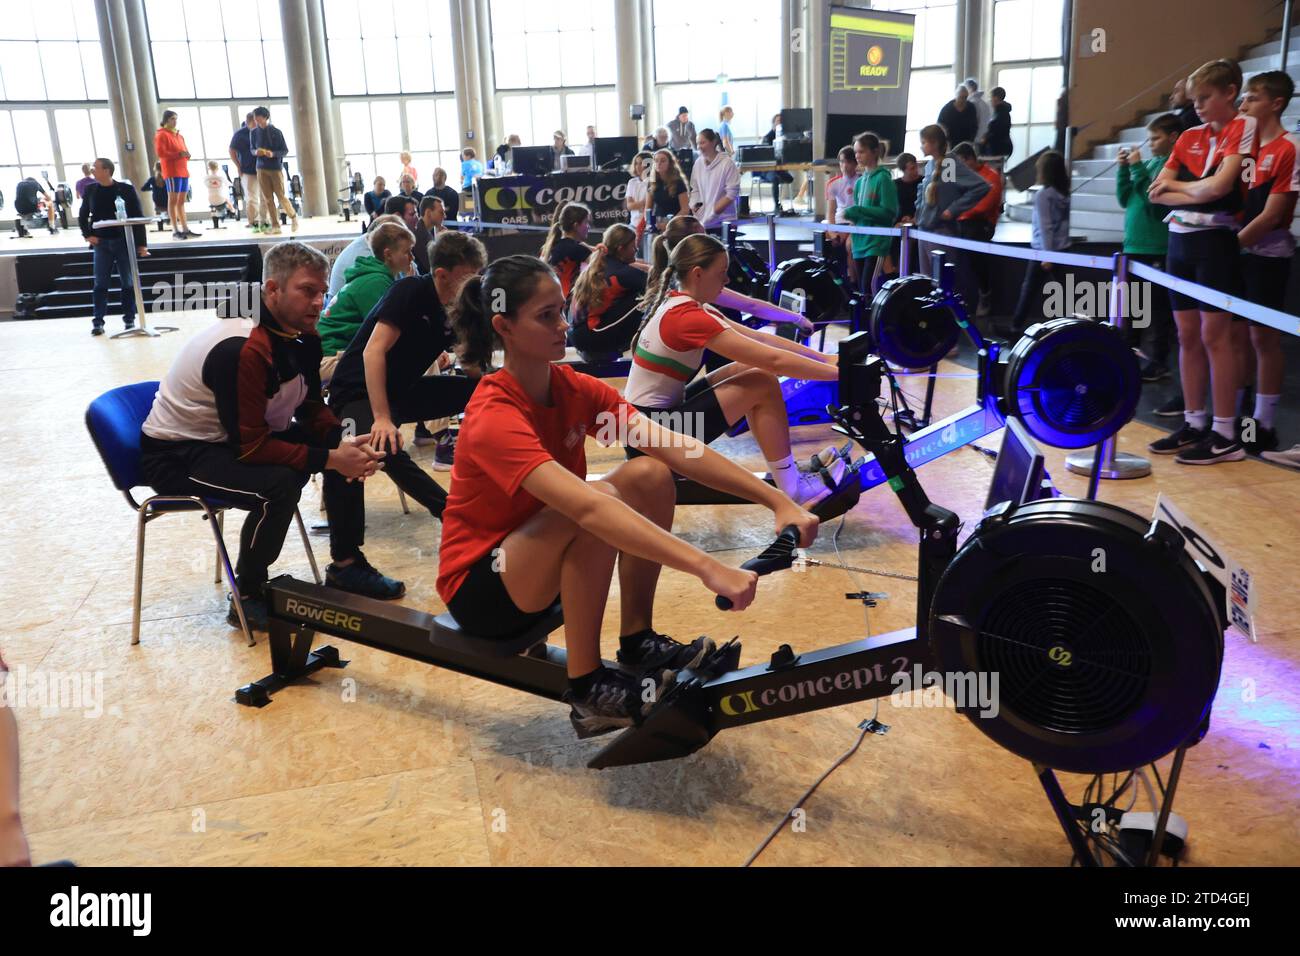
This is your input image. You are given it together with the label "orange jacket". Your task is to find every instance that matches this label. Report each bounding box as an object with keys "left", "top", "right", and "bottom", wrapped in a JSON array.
[
  {"left": 959, "top": 163, "right": 1003, "bottom": 224},
  {"left": 154, "top": 127, "right": 190, "bottom": 179}
]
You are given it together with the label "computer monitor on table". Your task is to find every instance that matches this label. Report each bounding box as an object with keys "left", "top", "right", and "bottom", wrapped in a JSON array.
[
  {"left": 511, "top": 146, "right": 554, "bottom": 177},
  {"left": 984, "top": 417, "right": 1055, "bottom": 511},
  {"left": 592, "top": 136, "right": 640, "bottom": 169}
]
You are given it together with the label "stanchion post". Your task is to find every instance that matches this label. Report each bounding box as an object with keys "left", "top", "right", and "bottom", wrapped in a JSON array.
[
  {"left": 767, "top": 214, "right": 777, "bottom": 273},
  {"left": 813, "top": 226, "right": 824, "bottom": 258},
  {"left": 899, "top": 223, "right": 911, "bottom": 275},
  {"left": 1065, "top": 251, "right": 1151, "bottom": 486}
]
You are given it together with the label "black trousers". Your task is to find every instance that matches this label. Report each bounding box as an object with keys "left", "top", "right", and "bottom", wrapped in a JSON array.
[
  {"left": 324, "top": 374, "right": 479, "bottom": 562},
  {"left": 140, "top": 430, "right": 318, "bottom": 599},
  {"left": 1127, "top": 253, "right": 1175, "bottom": 364},
  {"left": 1011, "top": 261, "right": 1057, "bottom": 330},
  {"left": 958, "top": 219, "right": 995, "bottom": 307}
]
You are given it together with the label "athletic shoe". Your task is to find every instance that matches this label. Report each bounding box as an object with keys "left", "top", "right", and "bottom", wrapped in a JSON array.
[
  {"left": 184, "top": 228, "right": 201, "bottom": 237},
  {"left": 1152, "top": 395, "right": 1185, "bottom": 417},
  {"left": 326, "top": 552, "right": 406, "bottom": 599},
  {"left": 1148, "top": 423, "right": 1206, "bottom": 455},
  {"left": 800, "top": 441, "right": 853, "bottom": 473},
  {"left": 563, "top": 667, "right": 666, "bottom": 739},
  {"left": 123, "top": 318, "right": 135, "bottom": 331},
  {"left": 616, "top": 629, "right": 716, "bottom": 675},
  {"left": 91, "top": 323, "right": 104, "bottom": 336},
  {"left": 413, "top": 422, "right": 438, "bottom": 447},
  {"left": 1139, "top": 360, "right": 1170, "bottom": 383},
  {"left": 245, "top": 221, "right": 259, "bottom": 229},
  {"left": 1175, "top": 433, "right": 1246, "bottom": 465},
  {"left": 1241, "top": 425, "right": 1279, "bottom": 456},
  {"left": 790, "top": 455, "right": 849, "bottom": 506},
  {"left": 268, "top": 227, "right": 283, "bottom": 236},
  {"left": 433, "top": 430, "right": 456, "bottom": 472},
  {"left": 291, "top": 217, "right": 300, "bottom": 233},
  {"left": 173, "top": 230, "right": 188, "bottom": 240},
  {"left": 227, "top": 594, "right": 269, "bottom": 633},
  {"left": 1261, "top": 444, "right": 1300, "bottom": 469}
]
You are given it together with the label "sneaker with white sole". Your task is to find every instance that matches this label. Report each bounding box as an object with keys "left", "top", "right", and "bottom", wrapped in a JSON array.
[
  {"left": 790, "top": 455, "right": 849, "bottom": 506},
  {"left": 1148, "top": 423, "right": 1206, "bottom": 455},
  {"left": 563, "top": 666, "right": 670, "bottom": 739},
  {"left": 1261, "top": 444, "right": 1300, "bottom": 469},
  {"left": 1175, "top": 433, "right": 1246, "bottom": 465},
  {"left": 616, "top": 629, "right": 715, "bottom": 675}
]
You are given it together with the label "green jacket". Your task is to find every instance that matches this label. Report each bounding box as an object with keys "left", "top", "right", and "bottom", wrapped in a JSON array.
[
  {"left": 1115, "top": 155, "right": 1169, "bottom": 256},
  {"left": 842, "top": 166, "right": 899, "bottom": 259},
  {"left": 317, "top": 255, "right": 396, "bottom": 356}
]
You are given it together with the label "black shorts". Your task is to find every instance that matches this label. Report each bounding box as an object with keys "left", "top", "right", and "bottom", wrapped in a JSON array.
[
  {"left": 446, "top": 544, "right": 557, "bottom": 638},
  {"left": 1241, "top": 253, "right": 1292, "bottom": 318},
  {"left": 1165, "top": 229, "right": 1243, "bottom": 311},
  {"left": 625, "top": 375, "right": 731, "bottom": 458}
]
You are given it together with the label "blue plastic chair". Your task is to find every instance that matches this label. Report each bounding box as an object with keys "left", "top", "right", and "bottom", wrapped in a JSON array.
[{"left": 85, "top": 381, "right": 321, "bottom": 646}]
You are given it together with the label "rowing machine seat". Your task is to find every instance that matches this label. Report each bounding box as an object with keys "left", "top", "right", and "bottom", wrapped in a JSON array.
[{"left": 429, "top": 602, "right": 564, "bottom": 658}]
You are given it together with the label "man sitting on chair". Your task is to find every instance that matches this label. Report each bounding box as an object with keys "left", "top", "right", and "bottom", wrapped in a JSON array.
[{"left": 139, "top": 241, "right": 402, "bottom": 633}]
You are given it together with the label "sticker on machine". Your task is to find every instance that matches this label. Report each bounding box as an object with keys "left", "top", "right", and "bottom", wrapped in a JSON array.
[{"left": 1153, "top": 494, "right": 1257, "bottom": 642}]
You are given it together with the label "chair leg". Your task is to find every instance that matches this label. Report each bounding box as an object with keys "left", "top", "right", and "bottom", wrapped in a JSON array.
[
  {"left": 397, "top": 487, "right": 410, "bottom": 515},
  {"left": 203, "top": 503, "right": 254, "bottom": 647},
  {"left": 214, "top": 510, "right": 224, "bottom": 584},
  {"left": 131, "top": 507, "right": 148, "bottom": 646},
  {"left": 294, "top": 507, "right": 322, "bottom": 585}
]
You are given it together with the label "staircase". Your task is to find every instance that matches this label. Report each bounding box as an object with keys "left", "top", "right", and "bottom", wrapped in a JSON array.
[
  {"left": 1069, "top": 33, "right": 1300, "bottom": 244},
  {"left": 16, "top": 242, "right": 260, "bottom": 320}
]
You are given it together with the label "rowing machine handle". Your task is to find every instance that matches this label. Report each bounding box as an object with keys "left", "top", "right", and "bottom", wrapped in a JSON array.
[{"left": 715, "top": 524, "right": 801, "bottom": 610}]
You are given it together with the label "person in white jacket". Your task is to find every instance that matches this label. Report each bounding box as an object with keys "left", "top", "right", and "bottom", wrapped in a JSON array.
[
  {"left": 965, "top": 78, "right": 993, "bottom": 145},
  {"left": 688, "top": 128, "right": 740, "bottom": 229}
]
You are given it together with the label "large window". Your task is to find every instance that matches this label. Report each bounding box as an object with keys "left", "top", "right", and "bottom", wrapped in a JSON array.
[
  {"left": 145, "top": 0, "right": 288, "bottom": 101},
  {"left": 324, "top": 0, "right": 456, "bottom": 96},
  {"left": 338, "top": 99, "right": 461, "bottom": 190},
  {"left": 872, "top": 0, "right": 956, "bottom": 156},
  {"left": 490, "top": 0, "right": 615, "bottom": 91},
  {"left": 0, "top": 0, "right": 106, "bottom": 102},
  {"left": 153, "top": 104, "right": 296, "bottom": 184},
  {"left": 992, "top": 0, "right": 1065, "bottom": 162},
  {"left": 0, "top": 107, "right": 114, "bottom": 191},
  {"left": 651, "top": 1, "right": 780, "bottom": 142}
]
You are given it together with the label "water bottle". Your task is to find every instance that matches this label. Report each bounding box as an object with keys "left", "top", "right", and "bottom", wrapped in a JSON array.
[{"left": 114, "top": 195, "right": 127, "bottom": 220}]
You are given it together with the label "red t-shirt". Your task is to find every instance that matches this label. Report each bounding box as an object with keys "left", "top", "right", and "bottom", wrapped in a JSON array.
[
  {"left": 1242, "top": 132, "right": 1299, "bottom": 255},
  {"left": 1163, "top": 115, "right": 1256, "bottom": 230},
  {"left": 436, "top": 363, "right": 635, "bottom": 601}
]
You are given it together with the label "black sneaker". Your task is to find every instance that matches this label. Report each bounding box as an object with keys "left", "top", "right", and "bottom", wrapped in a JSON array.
[
  {"left": 563, "top": 667, "right": 662, "bottom": 739},
  {"left": 1153, "top": 395, "right": 1185, "bottom": 417},
  {"left": 1139, "top": 360, "right": 1170, "bottom": 383},
  {"left": 1148, "top": 423, "right": 1207, "bottom": 455},
  {"left": 1241, "top": 424, "right": 1279, "bottom": 456},
  {"left": 123, "top": 318, "right": 136, "bottom": 331},
  {"left": 617, "top": 629, "right": 716, "bottom": 675},
  {"left": 326, "top": 552, "right": 406, "bottom": 599},
  {"left": 1176, "top": 432, "right": 1246, "bottom": 465},
  {"left": 433, "top": 430, "right": 456, "bottom": 472},
  {"left": 91, "top": 324, "right": 105, "bottom": 336},
  {"left": 413, "top": 422, "right": 438, "bottom": 447},
  {"left": 227, "top": 594, "right": 269, "bottom": 633}
]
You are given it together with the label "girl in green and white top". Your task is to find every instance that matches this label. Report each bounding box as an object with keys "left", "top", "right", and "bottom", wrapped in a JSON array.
[{"left": 841, "top": 132, "right": 899, "bottom": 297}]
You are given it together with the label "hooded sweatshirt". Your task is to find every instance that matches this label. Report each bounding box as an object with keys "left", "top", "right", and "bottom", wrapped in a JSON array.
[
  {"left": 842, "top": 166, "right": 899, "bottom": 259},
  {"left": 317, "top": 255, "right": 398, "bottom": 355},
  {"left": 914, "top": 154, "right": 991, "bottom": 232}
]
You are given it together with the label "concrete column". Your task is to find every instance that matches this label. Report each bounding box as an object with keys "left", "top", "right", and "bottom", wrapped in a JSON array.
[
  {"left": 305, "top": 0, "right": 340, "bottom": 207},
  {"left": 92, "top": 0, "right": 131, "bottom": 178},
  {"left": 123, "top": 0, "right": 160, "bottom": 174},
  {"left": 457, "top": 0, "right": 485, "bottom": 151},
  {"left": 615, "top": 0, "right": 639, "bottom": 136},
  {"left": 961, "top": 0, "right": 983, "bottom": 87},
  {"left": 105, "top": 0, "right": 151, "bottom": 206},
  {"left": 449, "top": 0, "right": 474, "bottom": 153},
  {"left": 473, "top": 0, "right": 498, "bottom": 150},
  {"left": 780, "top": 0, "right": 794, "bottom": 109},
  {"left": 279, "top": 0, "right": 328, "bottom": 217},
  {"left": 809, "top": 0, "right": 827, "bottom": 218}
]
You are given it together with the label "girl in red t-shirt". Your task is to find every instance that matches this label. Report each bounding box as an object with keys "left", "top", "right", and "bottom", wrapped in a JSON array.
[
  {"left": 539, "top": 202, "right": 597, "bottom": 299},
  {"left": 439, "top": 255, "right": 819, "bottom": 739}
]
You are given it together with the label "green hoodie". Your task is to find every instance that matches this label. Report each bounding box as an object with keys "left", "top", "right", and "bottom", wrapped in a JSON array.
[
  {"left": 842, "top": 166, "right": 899, "bottom": 259},
  {"left": 1115, "top": 155, "right": 1169, "bottom": 256},
  {"left": 317, "top": 255, "right": 397, "bottom": 355}
]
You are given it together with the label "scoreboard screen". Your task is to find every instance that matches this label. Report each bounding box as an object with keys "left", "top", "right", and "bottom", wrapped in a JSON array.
[{"left": 827, "top": 8, "right": 914, "bottom": 116}]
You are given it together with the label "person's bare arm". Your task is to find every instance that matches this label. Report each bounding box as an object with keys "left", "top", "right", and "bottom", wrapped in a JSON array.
[
  {"left": 706, "top": 326, "right": 838, "bottom": 381},
  {"left": 361, "top": 320, "right": 401, "bottom": 453},
  {"left": 714, "top": 287, "right": 813, "bottom": 332},
  {"left": 520, "top": 460, "right": 759, "bottom": 609},
  {"left": 720, "top": 316, "right": 834, "bottom": 364},
  {"left": 0, "top": 670, "right": 31, "bottom": 866}
]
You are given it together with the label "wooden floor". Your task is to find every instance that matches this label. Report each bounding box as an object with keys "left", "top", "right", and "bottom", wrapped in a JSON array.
[{"left": 5, "top": 310, "right": 1298, "bottom": 867}]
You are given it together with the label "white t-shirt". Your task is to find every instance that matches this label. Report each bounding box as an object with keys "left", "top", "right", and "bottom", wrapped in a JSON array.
[
  {"left": 205, "top": 174, "right": 225, "bottom": 205},
  {"left": 825, "top": 173, "right": 859, "bottom": 224},
  {"left": 626, "top": 175, "right": 648, "bottom": 227}
]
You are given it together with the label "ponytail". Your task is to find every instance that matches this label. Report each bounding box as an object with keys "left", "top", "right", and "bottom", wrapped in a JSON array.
[
  {"left": 632, "top": 232, "right": 726, "bottom": 346},
  {"left": 540, "top": 201, "right": 591, "bottom": 263},
  {"left": 919, "top": 124, "right": 948, "bottom": 208},
  {"left": 451, "top": 256, "right": 557, "bottom": 370},
  {"left": 572, "top": 223, "right": 635, "bottom": 315}
]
